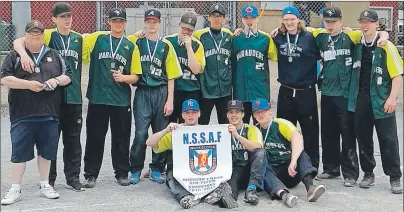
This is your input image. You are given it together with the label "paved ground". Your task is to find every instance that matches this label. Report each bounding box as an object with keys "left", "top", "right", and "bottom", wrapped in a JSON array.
[{"left": 0, "top": 106, "right": 403, "bottom": 212}]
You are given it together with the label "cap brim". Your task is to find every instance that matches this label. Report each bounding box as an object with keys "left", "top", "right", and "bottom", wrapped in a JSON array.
[
  {"left": 357, "top": 17, "right": 377, "bottom": 22},
  {"left": 182, "top": 109, "right": 200, "bottom": 112},
  {"left": 179, "top": 23, "right": 195, "bottom": 30},
  {"left": 242, "top": 14, "right": 258, "bottom": 18},
  {"left": 322, "top": 17, "right": 341, "bottom": 21},
  {"left": 209, "top": 10, "right": 225, "bottom": 15},
  {"left": 145, "top": 17, "right": 161, "bottom": 22},
  {"left": 56, "top": 12, "right": 71, "bottom": 17},
  {"left": 26, "top": 27, "right": 44, "bottom": 32},
  {"left": 227, "top": 107, "right": 244, "bottom": 111},
  {"left": 109, "top": 17, "right": 127, "bottom": 21}
]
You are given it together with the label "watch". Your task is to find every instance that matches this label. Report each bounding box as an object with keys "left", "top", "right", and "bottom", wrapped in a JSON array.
[{"left": 54, "top": 77, "right": 60, "bottom": 86}]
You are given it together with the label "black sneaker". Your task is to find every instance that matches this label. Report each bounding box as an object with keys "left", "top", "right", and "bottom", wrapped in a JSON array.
[
  {"left": 244, "top": 188, "right": 259, "bottom": 205},
  {"left": 317, "top": 172, "right": 340, "bottom": 179},
  {"left": 359, "top": 172, "right": 375, "bottom": 189},
  {"left": 390, "top": 177, "right": 403, "bottom": 194},
  {"left": 307, "top": 185, "right": 326, "bottom": 202},
  {"left": 117, "top": 177, "right": 130, "bottom": 186},
  {"left": 84, "top": 177, "right": 96, "bottom": 188},
  {"left": 67, "top": 180, "right": 85, "bottom": 192},
  {"left": 179, "top": 195, "right": 200, "bottom": 209},
  {"left": 343, "top": 178, "right": 357, "bottom": 187}
]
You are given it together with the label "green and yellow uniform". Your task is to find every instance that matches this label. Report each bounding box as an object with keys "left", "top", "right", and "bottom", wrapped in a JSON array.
[
  {"left": 193, "top": 28, "right": 233, "bottom": 98},
  {"left": 231, "top": 124, "right": 263, "bottom": 167},
  {"left": 232, "top": 30, "right": 277, "bottom": 102},
  {"left": 84, "top": 32, "right": 142, "bottom": 106},
  {"left": 261, "top": 118, "right": 298, "bottom": 165},
  {"left": 165, "top": 33, "right": 205, "bottom": 91},
  {"left": 44, "top": 29, "right": 89, "bottom": 104}
]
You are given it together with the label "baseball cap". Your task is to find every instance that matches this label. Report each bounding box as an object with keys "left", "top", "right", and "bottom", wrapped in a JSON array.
[
  {"left": 182, "top": 99, "right": 200, "bottom": 112},
  {"left": 52, "top": 2, "right": 72, "bottom": 17},
  {"left": 25, "top": 20, "right": 45, "bottom": 33},
  {"left": 180, "top": 12, "right": 197, "bottom": 30},
  {"left": 282, "top": 6, "right": 299, "bottom": 17},
  {"left": 145, "top": 9, "right": 161, "bottom": 22},
  {"left": 322, "top": 6, "right": 342, "bottom": 21},
  {"left": 226, "top": 100, "right": 244, "bottom": 112},
  {"left": 242, "top": 5, "right": 259, "bottom": 18},
  {"left": 358, "top": 9, "right": 378, "bottom": 22},
  {"left": 209, "top": 3, "right": 226, "bottom": 15},
  {"left": 252, "top": 98, "right": 271, "bottom": 112},
  {"left": 108, "top": 8, "right": 126, "bottom": 21}
]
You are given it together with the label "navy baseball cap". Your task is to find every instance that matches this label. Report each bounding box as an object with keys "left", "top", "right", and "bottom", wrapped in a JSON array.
[
  {"left": 226, "top": 100, "right": 244, "bottom": 112},
  {"left": 242, "top": 5, "right": 259, "bottom": 18},
  {"left": 282, "top": 6, "right": 299, "bottom": 17},
  {"left": 252, "top": 98, "right": 271, "bottom": 112},
  {"left": 358, "top": 9, "right": 378, "bottom": 22},
  {"left": 182, "top": 99, "right": 200, "bottom": 112},
  {"left": 145, "top": 9, "right": 161, "bottom": 22}
]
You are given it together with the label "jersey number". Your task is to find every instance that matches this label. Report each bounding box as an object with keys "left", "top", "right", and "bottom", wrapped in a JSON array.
[
  {"left": 151, "top": 66, "right": 162, "bottom": 76},
  {"left": 182, "top": 69, "right": 197, "bottom": 80},
  {"left": 74, "top": 61, "right": 78, "bottom": 70},
  {"left": 345, "top": 57, "right": 352, "bottom": 66},
  {"left": 255, "top": 62, "right": 264, "bottom": 70}
]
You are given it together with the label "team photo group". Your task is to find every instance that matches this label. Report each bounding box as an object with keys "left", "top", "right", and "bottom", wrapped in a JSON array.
[{"left": 0, "top": 1, "right": 403, "bottom": 210}]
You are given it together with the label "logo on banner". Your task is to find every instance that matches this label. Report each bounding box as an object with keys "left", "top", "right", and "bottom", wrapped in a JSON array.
[{"left": 189, "top": 145, "right": 217, "bottom": 175}]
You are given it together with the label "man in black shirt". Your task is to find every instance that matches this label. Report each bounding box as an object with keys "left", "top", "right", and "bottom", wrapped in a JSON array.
[{"left": 1, "top": 20, "right": 72, "bottom": 205}]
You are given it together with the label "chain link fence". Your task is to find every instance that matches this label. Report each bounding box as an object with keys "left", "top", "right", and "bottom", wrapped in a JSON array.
[{"left": 0, "top": 1, "right": 402, "bottom": 55}]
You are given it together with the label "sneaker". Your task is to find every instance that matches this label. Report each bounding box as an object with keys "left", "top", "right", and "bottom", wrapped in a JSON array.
[
  {"left": 219, "top": 194, "right": 238, "bottom": 209},
  {"left": 67, "top": 180, "right": 85, "bottom": 192},
  {"left": 343, "top": 178, "right": 357, "bottom": 187},
  {"left": 40, "top": 184, "right": 60, "bottom": 199},
  {"left": 359, "top": 172, "right": 375, "bottom": 189},
  {"left": 317, "top": 172, "right": 340, "bottom": 179},
  {"left": 149, "top": 170, "right": 165, "bottom": 184},
  {"left": 130, "top": 171, "right": 141, "bottom": 184},
  {"left": 117, "top": 177, "right": 130, "bottom": 186},
  {"left": 143, "top": 167, "right": 167, "bottom": 178},
  {"left": 307, "top": 185, "right": 325, "bottom": 202},
  {"left": 204, "top": 182, "right": 231, "bottom": 205},
  {"left": 390, "top": 177, "right": 403, "bottom": 194},
  {"left": 281, "top": 193, "right": 298, "bottom": 208},
  {"left": 180, "top": 195, "right": 200, "bottom": 209},
  {"left": 244, "top": 187, "right": 259, "bottom": 205},
  {"left": 1, "top": 188, "right": 21, "bottom": 205},
  {"left": 84, "top": 177, "right": 97, "bottom": 188}
]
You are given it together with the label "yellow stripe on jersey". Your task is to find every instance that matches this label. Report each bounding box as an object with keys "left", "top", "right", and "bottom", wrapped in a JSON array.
[
  {"left": 130, "top": 44, "right": 142, "bottom": 75},
  {"left": 84, "top": 31, "right": 110, "bottom": 55},
  {"left": 153, "top": 132, "right": 173, "bottom": 153},
  {"left": 383, "top": 41, "right": 404, "bottom": 78},
  {"left": 192, "top": 37, "right": 206, "bottom": 69},
  {"left": 193, "top": 28, "right": 209, "bottom": 40},
  {"left": 127, "top": 34, "right": 138, "bottom": 44},
  {"left": 306, "top": 27, "right": 327, "bottom": 37},
  {"left": 222, "top": 27, "right": 234, "bottom": 36},
  {"left": 273, "top": 118, "right": 299, "bottom": 142},
  {"left": 44, "top": 28, "right": 57, "bottom": 46},
  {"left": 162, "top": 38, "right": 183, "bottom": 80},
  {"left": 347, "top": 30, "right": 362, "bottom": 44},
  {"left": 246, "top": 124, "right": 263, "bottom": 147},
  {"left": 259, "top": 30, "right": 278, "bottom": 62}
]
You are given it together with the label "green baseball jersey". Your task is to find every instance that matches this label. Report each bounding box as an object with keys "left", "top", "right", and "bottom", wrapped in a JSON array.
[
  {"left": 348, "top": 41, "right": 403, "bottom": 119},
  {"left": 127, "top": 35, "right": 182, "bottom": 87},
  {"left": 310, "top": 28, "right": 362, "bottom": 97},
  {"left": 231, "top": 124, "right": 263, "bottom": 167},
  {"left": 193, "top": 28, "right": 233, "bottom": 99},
  {"left": 165, "top": 34, "right": 205, "bottom": 91},
  {"left": 261, "top": 118, "right": 299, "bottom": 165},
  {"left": 232, "top": 30, "right": 277, "bottom": 102},
  {"left": 84, "top": 32, "right": 142, "bottom": 106},
  {"left": 44, "top": 29, "right": 89, "bottom": 104}
]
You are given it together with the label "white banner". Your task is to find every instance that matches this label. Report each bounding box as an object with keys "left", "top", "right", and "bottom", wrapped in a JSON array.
[{"left": 172, "top": 124, "right": 233, "bottom": 199}]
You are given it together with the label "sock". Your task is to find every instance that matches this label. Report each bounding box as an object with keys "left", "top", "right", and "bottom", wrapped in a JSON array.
[
  {"left": 11, "top": 184, "right": 21, "bottom": 191},
  {"left": 302, "top": 174, "right": 314, "bottom": 191},
  {"left": 40, "top": 180, "right": 49, "bottom": 188},
  {"left": 277, "top": 189, "right": 287, "bottom": 199},
  {"left": 247, "top": 184, "right": 256, "bottom": 190}
]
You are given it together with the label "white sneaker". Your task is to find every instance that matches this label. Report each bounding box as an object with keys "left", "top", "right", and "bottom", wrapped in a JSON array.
[
  {"left": 1, "top": 188, "right": 22, "bottom": 205},
  {"left": 40, "top": 185, "right": 59, "bottom": 199}
]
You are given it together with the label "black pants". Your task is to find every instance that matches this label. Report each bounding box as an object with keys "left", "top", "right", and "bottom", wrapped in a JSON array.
[
  {"left": 263, "top": 152, "right": 317, "bottom": 197},
  {"left": 321, "top": 95, "right": 359, "bottom": 180},
  {"left": 354, "top": 92, "right": 402, "bottom": 178},
  {"left": 166, "top": 169, "right": 192, "bottom": 203},
  {"left": 277, "top": 85, "right": 320, "bottom": 170},
  {"left": 83, "top": 103, "right": 131, "bottom": 180},
  {"left": 49, "top": 104, "right": 83, "bottom": 183},
  {"left": 199, "top": 95, "right": 232, "bottom": 125},
  {"left": 169, "top": 90, "right": 201, "bottom": 123},
  {"left": 130, "top": 86, "right": 169, "bottom": 172},
  {"left": 242, "top": 102, "right": 258, "bottom": 125},
  {"left": 228, "top": 149, "right": 266, "bottom": 200}
]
